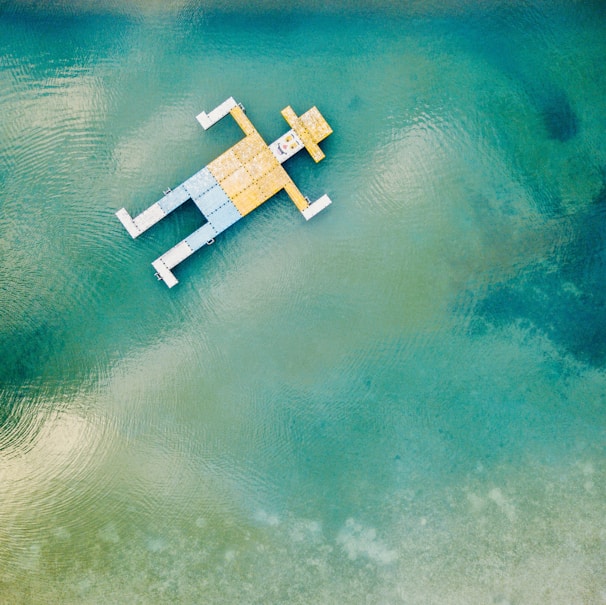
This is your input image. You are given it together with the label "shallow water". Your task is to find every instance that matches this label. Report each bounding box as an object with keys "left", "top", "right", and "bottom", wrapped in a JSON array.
[{"left": 1, "top": 1, "right": 605, "bottom": 603}]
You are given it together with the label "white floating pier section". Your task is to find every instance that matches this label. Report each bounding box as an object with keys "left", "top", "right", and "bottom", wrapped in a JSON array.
[
  {"left": 116, "top": 203, "right": 170, "bottom": 238},
  {"left": 151, "top": 259, "right": 179, "bottom": 288},
  {"left": 151, "top": 241, "right": 195, "bottom": 288},
  {"left": 115, "top": 208, "right": 141, "bottom": 238},
  {"left": 302, "top": 194, "right": 332, "bottom": 221},
  {"left": 116, "top": 203, "right": 167, "bottom": 239},
  {"left": 196, "top": 97, "right": 238, "bottom": 130},
  {"left": 150, "top": 222, "right": 220, "bottom": 288}
]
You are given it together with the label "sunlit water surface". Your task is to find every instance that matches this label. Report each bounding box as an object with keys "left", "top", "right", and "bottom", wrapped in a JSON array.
[{"left": 1, "top": 1, "right": 605, "bottom": 603}]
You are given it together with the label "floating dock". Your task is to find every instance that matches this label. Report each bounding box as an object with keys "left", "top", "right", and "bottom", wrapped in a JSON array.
[{"left": 116, "top": 97, "right": 333, "bottom": 288}]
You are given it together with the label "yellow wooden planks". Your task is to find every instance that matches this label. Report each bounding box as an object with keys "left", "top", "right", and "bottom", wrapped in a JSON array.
[
  {"left": 257, "top": 166, "right": 290, "bottom": 199},
  {"left": 207, "top": 149, "right": 241, "bottom": 182},
  {"left": 232, "top": 132, "right": 266, "bottom": 164},
  {"left": 283, "top": 180, "right": 309, "bottom": 212},
  {"left": 299, "top": 106, "right": 332, "bottom": 142},
  {"left": 296, "top": 127, "right": 325, "bottom": 163},
  {"left": 246, "top": 147, "right": 279, "bottom": 180},
  {"left": 220, "top": 166, "right": 254, "bottom": 198},
  {"left": 230, "top": 105, "right": 256, "bottom": 136},
  {"left": 208, "top": 104, "right": 331, "bottom": 215},
  {"left": 232, "top": 184, "right": 266, "bottom": 216},
  {"left": 280, "top": 106, "right": 299, "bottom": 130},
  {"left": 280, "top": 105, "right": 325, "bottom": 163}
]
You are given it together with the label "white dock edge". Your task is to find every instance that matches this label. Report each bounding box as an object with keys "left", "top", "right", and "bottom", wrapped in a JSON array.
[
  {"left": 116, "top": 208, "right": 141, "bottom": 238},
  {"left": 151, "top": 240, "right": 194, "bottom": 288},
  {"left": 152, "top": 259, "right": 179, "bottom": 288},
  {"left": 196, "top": 97, "right": 237, "bottom": 130},
  {"left": 133, "top": 203, "right": 166, "bottom": 233},
  {"left": 159, "top": 241, "right": 193, "bottom": 269},
  {"left": 302, "top": 194, "right": 332, "bottom": 221}
]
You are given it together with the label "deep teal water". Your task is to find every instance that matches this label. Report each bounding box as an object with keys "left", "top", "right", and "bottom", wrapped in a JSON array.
[{"left": 1, "top": 1, "right": 605, "bottom": 603}]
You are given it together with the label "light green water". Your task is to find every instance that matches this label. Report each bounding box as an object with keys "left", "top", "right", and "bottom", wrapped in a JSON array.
[{"left": 1, "top": 2, "right": 605, "bottom": 603}]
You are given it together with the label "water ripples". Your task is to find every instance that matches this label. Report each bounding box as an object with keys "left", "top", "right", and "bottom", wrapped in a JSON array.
[
  {"left": 0, "top": 391, "right": 121, "bottom": 560},
  {"left": 1, "top": 4, "right": 605, "bottom": 601}
]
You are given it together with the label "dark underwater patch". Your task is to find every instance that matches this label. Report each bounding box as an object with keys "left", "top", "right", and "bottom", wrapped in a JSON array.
[
  {"left": 594, "top": 167, "right": 606, "bottom": 205},
  {"left": 443, "top": 10, "right": 581, "bottom": 144},
  {"left": 347, "top": 95, "right": 363, "bottom": 111},
  {"left": 477, "top": 275, "right": 605, "bottom": 367},
  {"left": 540, "top": 90, "right": 579, "bottom": 142},
  {"left": 472, "top": 205, "right": 606, "bottom": 367}
]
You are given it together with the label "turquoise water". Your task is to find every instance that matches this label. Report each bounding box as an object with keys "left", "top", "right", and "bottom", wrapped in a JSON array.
[{"left": 1, "top": 1, "right": 605, "bottom": 603}]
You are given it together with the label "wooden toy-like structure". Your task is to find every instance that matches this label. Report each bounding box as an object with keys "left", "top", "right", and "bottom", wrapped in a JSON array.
[{"left": 116, "top": 97, "right": 333, "bottom": 288}]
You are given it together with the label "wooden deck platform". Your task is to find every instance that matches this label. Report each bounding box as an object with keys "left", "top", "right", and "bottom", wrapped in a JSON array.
[
  {"left": 116, "top": 97, "right": 333, "bottom": 288},
  {"left": 280, "top": 106, "right": 332, "bottom": 163}
]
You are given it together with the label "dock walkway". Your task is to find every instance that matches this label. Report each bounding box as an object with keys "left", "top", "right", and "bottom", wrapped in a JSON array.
[{"left": 116, "top": 97, "right": 333, "bottom": 287}]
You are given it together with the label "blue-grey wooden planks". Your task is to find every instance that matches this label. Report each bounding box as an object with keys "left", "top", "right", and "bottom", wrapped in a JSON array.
[
  {"left": 185, "top": 223, "right": 218, "bottom": 251},
  {"left": 206, "top": 200, "right": 242, "bottom": 233},
  {"left": 157, "top": 185, "right": 190, "bottom": 214},
  {"left": 192, "top": 184, "right": 231, "bottom": 216},
  {"left": 184, "top": 167, "right": 217, "bottom": 199}
]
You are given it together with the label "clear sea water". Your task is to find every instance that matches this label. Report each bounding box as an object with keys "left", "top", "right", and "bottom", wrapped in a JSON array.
[{"left": 1, "top": 1, "right": 605, "bottom": 603}]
